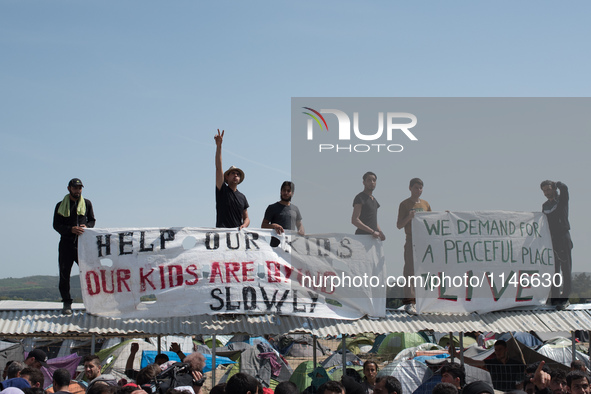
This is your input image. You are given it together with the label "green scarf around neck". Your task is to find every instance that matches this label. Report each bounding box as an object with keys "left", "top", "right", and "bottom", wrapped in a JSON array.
[{"left": 57, "top": 194, "right": 86, "bottom": 217}]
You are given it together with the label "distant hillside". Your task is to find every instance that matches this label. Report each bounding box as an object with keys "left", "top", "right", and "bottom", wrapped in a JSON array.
[
  {"left": 0, "top": 272, "right": 588, "bottom": 305},
  {"left": 0, "top": 275, "right": 82, "bottom": 302}
]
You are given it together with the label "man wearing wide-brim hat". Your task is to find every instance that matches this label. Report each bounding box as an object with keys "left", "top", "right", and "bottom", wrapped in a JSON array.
[{"left": 214, "top": 129, "right": 250, "bottom": 229}]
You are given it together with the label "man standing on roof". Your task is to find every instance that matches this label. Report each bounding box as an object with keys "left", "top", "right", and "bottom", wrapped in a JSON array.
[
  {"left": 396, "top": 178, "right": 430, "bottom": 315},
  {"left": 351, "top": 172, "right": 386, "bottom": 241},
  {"left": 53, "top": 178, "right": 96, "bottom": 315},
  {"left": 540, "top": 180, "right": 573, "bottom": 310},
  {"left": 262, "top": 181, "right": 304, "bottom": 246},
  {"left": 215, "top": 129, "right": 250, "bottom": 229}
]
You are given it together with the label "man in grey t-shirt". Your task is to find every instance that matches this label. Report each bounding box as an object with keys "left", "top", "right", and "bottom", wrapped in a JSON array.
[{"left": 262, "top": 182, "right": 305, "bottom": 246}]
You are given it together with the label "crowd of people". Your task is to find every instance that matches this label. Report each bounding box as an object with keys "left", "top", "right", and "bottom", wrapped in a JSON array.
[{"left": 1, "top": 342, "right": 590, "bottom": 394}]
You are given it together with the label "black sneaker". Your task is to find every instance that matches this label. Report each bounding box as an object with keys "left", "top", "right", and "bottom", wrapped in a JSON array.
[
  {"left": 62, "top": 303, "right": 73, "bottom": 315},
  {"left": 556, "top": 300, "right": 570, "bottom": 311}
]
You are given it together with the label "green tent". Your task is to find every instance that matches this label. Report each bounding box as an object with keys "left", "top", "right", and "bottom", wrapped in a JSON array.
[
  {"left": 289, "top": 361, "right": 324, "bottom": 392},
  {"left": 336, "top": 336, "right": 375, "bottom": 355},
  {"left": 438, "top": 334, "right": 477, "bottom": 348},
  {"left": 373, "top": 332, "right": 426, "bottom": 357}
]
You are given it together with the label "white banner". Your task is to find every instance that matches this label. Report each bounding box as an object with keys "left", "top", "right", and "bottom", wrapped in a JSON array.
[
  {"left": 78, "top": 228, "right": 386, "bottom": 319},
  {"left": 412, "top": 211, "right": 555, "bottom": 314}
]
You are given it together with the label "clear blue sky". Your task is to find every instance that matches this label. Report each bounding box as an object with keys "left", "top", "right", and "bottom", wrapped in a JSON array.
[{"left": 1, "top": 1, "right": 590, "bottom": 280}]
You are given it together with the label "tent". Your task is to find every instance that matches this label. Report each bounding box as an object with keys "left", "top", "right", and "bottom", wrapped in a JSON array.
[
  {"left": 497, "top": 332, "right": 543, "bottom": 347},
  {"left": 371, "top": 333, "right": 426, "bottom": 357},
  {"left": 415, "top": 362, "right": 493, "bottom": 394},
  {"left": 219, "top": 346, "right": 292, "bottom": 388},
  {"left": 438, "top": 334, "right": 477, "bottom": 348},
  {"left": 0, "top": 341, "right": 24, "bottom": 375},
  {"left": 328, "top": 365, "right": 364, "bottom": 381},
  {"left": 321, "top": 350, "right": 363, "bottom": 368},
  {"left": 98, "top": 339, "right": 157, "bottom": 380},
  {"left": 289, "top": 361, "right": 321, "bottom": 393},
  {"left": 272, "top": 334, "right": 327, "bottom": 357},
  {"left": 378, "top": 359, "right": 433, "bottom": 394},
  {"left": 537, "top": 343, "right": 590, "bottom": 369},
  {"left": 336, "top": 336, "right": 375, "bottom": 355},
  {"left": 393, "top": 343, "right": 445, "bottom": 362}
]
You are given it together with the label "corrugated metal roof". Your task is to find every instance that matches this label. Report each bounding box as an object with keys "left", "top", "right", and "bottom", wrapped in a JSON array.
[{"left": 0, "top": 301, "right": 590, "bottom": 338}]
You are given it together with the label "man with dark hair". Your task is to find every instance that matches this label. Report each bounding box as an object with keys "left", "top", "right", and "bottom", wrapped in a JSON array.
[
  {"left": 462, "top": 381, "right": 494, "bottom": 394},
  {"left": 5, "top": 361, "right": 25, "bottom": 379},
  {"left": 135, "top": 364, "right": 161, "bottom": 386},
  {"left": 549, "top": 369, "right": 567, "bottom": 394},
  {"left": 317, "top": 380, "right": 345, "bottom": 394},
  {"left": 25, "top": 350, "right": 48, "bottom": 369},
  {"left": 440, "top": 362, "right": 466, "bottom": 390},
  {"left": 53, "top": 177, "right": 96, "bottom": 315},
  {"left": 433, "top": 382, "right": 459, "bottom": 394},
  {"left": 83, "top": 355, "right": 101, "bottom": 382},
  {"left": 352, "top": 171, "right": 385, "bottom": 240},
  {"left": 396, "top": 177, "right": 431, "bottom": 315},
  {"left": 374, "top": 376, "right": 402, "bottom": 394},
  {"left": 20, "top": 368, "right": 44, "bottom": 389},
  {"left": 226, "top": 372, "right": 258, "bottom": 394},
  {"left": 540, "top": 180, "right": 572, "bottom": 309},
  {"left": 566, "top": 371, "right": 590, "bottom": 394},
  {"left": 571, "top": 360, "right": 587, "bottom": 372},
  {"left": 274, "top": 381, "right": 299, "bottom": 394},
  {"left": 215, "top": 129, "right": 250, "bottom": 229},
  {"left": 52, "top": 368, "right": 71, "bottom": 394},
  {"left": 451, "top": 339, "right": 524, "bottom": 392},
  {"left": 262, "top": 181, "right": 305, "bottom": 246}
]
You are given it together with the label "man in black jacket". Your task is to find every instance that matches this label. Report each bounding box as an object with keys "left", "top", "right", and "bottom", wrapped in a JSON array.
[
  {"left": 541, "top": 180, "right": 572, "bottom": 309},
  {"left": 53, "top": 178, "right": 96, "bottom": 315}
]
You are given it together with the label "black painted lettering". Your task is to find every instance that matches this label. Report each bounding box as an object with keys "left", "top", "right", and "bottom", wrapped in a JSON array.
[
  {"left": 119, "top": 232, "right": 133, "bottom": 255},
  {"left": 96, "top": 235, "right": 111, "bottom": 257},
  {"left": 210, "top": 288, "right": 224, "bottom": 311},
  {"left": 159, "top": 229, "right": 176, "bottom": 249},
  {"left": 139, "top": 231, "right": 154, "bottom": 252}
]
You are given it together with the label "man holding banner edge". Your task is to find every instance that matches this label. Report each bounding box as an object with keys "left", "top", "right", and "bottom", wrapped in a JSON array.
[
  {"left": 53, "top": 177, "right": 96, "bottom": 315},
  {"left": 397, "top": 177, "right": 431, "bottom": 315},
  {"left": 540, "top": 180, "right": 572, "bottom": 310}
]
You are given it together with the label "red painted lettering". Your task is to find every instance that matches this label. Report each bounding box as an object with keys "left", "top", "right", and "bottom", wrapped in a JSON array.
[{"left": 140, "top": 268, "right": 156, "bottom": 292}]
